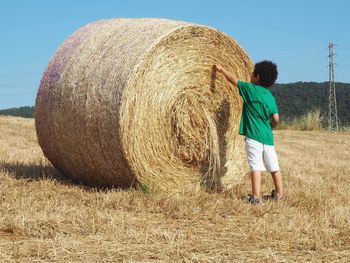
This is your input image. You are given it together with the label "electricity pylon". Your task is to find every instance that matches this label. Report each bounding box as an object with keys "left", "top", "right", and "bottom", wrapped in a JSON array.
[{"left": 328, "top": 42, "right": 339, "bottom": 131}]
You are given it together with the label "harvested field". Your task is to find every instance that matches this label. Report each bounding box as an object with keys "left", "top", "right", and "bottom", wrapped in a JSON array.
[{"left": 0, "top": 116, "right": 349, "bottom": 262}]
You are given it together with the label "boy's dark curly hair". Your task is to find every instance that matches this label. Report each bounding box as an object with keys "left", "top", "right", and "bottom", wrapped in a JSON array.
[{"left": 253, "top": 60, "right": 278, "bottom": 87}]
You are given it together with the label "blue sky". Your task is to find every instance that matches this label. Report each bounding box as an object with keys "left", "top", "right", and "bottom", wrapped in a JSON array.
[{"left": 0, "top": 0, "right": 349, "bottom": 109}]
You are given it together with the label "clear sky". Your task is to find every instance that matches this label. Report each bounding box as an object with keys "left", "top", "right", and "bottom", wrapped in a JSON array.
[{"left": 0, "top": 0, "right": 349, "bottom": 109}]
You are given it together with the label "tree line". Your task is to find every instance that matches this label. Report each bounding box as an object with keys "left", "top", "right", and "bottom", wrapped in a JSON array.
[
  {"left": 1, "top": 82, "right": 349, "bottom": 126},
  {"left": 0, "top": 106, "right": 34, "bottom": 118},
  {"left": 270, "top": 82, "right": 350, "bottom": 126}
]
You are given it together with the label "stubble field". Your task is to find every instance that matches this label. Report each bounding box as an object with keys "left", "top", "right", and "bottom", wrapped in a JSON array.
[{"left": 0, "top": 116, "right": 349, "bottom": 262}]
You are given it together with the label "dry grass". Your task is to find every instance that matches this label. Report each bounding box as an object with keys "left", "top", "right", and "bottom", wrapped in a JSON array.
[
  {"left": 278, "top": 110, "right": 324, "bottom": 131},
  {"left": 0, "top": 116, "right": 349, "bottom": 262}
]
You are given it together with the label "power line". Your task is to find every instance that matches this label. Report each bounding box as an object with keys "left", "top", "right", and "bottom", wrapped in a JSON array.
[{"left": 337, "top": 56, "right": 350, "bottom": 61}]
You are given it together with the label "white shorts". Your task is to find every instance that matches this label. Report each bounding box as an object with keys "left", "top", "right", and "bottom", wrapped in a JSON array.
[{"left": 245, "top": 137, "right": 280, "bottom": 172}]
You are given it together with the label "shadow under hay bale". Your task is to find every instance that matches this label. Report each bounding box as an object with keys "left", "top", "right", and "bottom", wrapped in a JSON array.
[
  {"left": 0, "top": 160, "right": 73, "bottom": 185},
  {"left": 35, "top": 18, "right": 253, "bottom": 193}
]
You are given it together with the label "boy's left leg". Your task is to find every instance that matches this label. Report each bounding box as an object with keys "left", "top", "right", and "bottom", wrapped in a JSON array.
[
  {"left": 245, "top": 138, "right": 266, "bottom": 201},
  {"left": 250, "top": 170, "right": 262, "bottom": 198}
]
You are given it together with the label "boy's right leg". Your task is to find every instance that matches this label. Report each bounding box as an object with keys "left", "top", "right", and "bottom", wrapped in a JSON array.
[
  {"left": 271, "top": 170, "right": 283, "bottom": 198},
  {"left": 262, "top": 144, "right": 283, "bottom": 198}
]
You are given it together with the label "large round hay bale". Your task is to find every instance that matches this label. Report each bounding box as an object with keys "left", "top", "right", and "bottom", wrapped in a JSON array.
[{"left": 35, "top": 18, "right": 253, "bottom": 192}]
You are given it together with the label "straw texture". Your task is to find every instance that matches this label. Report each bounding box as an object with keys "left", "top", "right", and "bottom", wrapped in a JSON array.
[{"left": 35, "top": 18, "right": 253, "bottom": 192}]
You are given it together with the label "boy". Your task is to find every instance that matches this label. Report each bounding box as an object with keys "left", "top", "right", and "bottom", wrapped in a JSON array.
[{"left": 214, "top": 61, "right": 283, "bottom": 204}]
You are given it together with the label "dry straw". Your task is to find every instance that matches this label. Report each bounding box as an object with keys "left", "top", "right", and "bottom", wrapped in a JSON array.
[{"left": 35, "top": 18, "right": 253, "bottom": 192}]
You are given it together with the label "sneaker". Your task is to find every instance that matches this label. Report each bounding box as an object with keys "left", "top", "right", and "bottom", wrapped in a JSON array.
[
  {"left": 264, "top": 189, "right": 285, "bottom": 202},
  {"left": 246, "top": 194, "right": 261, "bottom": 204}
]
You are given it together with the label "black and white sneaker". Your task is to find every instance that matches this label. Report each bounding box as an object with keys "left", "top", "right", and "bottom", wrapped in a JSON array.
[
  {"left": 246, "top": 194, "right": 261, "bottom": 204},
  {"left": 264, "top": 190, "right": 285, "bottom": 202}
]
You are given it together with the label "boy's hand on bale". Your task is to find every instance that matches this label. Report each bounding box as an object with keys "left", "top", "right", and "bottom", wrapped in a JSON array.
[
  {"left": 214, "top": 64, "right": 238, "bottom": 86},
  {"left": 214, "top": 64, "right": 223, "bottom": 73}
]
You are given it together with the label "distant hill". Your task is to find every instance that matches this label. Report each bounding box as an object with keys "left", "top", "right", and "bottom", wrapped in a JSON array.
[
  {"left": 0, "top": 106, "right": 35, "bottom": 118},
  {"left": 270, "top": 82, "right": 350, "bottom": 126},
  {"left": 0, "top": 82, "right": 349, "bottom": 126}
]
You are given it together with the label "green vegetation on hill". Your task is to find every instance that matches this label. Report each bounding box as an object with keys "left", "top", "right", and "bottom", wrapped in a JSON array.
[
  {"left": 269, "top": 82, "right": 350, "bottom": 126},
  {"left": 0, "top": 106, "right": 35, "bottom": 118},
  {"left": 0, "top": 82, "right": 349, "bottom": 126}
]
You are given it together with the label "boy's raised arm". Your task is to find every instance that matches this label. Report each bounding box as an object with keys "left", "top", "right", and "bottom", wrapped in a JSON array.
[{"left": 214, "top": 64, "right": 239, "bottom": 86}]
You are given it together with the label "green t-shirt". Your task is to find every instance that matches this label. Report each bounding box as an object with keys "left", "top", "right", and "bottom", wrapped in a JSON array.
[{"left": 237, "top": 80, "right": 278, "bottom": 145}]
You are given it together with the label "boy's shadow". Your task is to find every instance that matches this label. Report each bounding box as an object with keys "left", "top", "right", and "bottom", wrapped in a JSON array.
[
  {"left": 199, "top": 66, "right": 229, "bottom": 192},
  {"left": 199, "top": 99, "right": 229, "bottom": 192}
]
